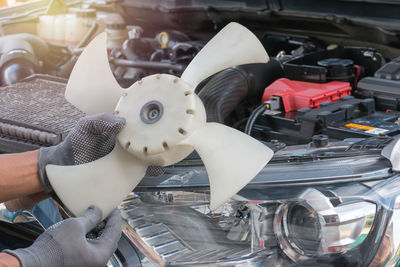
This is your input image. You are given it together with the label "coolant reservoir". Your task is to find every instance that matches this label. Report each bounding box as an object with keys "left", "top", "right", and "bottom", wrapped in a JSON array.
[
  {"left": 105, "top": 22, "right": 128, "bottom": 50},
  {"left": 65, "top": 8, "right": 96, "bottom": 47},
  {"left": 53, "top": 15, "right": 66, "bottom": 44},
  {"left": 37, "top": 15, "right": 54, "bottom": 42},
  {"left": 96, "top": 12, "right": 126, "bottom": 50},
  {"left": 96, "top": 12, "right": 124, "bottom": 26}
]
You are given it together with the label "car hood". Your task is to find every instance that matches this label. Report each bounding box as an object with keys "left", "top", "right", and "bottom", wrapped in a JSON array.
[{"left": 121, "top": 0, "right": 400, "bottom": 58}]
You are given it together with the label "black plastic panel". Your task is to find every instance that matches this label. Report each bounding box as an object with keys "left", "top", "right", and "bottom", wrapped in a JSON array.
[{"left": 356, "top": 77, "right": 400, "bottom": 111}]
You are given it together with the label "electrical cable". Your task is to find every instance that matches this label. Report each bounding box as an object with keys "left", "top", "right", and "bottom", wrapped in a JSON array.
[
  {"left": 244, "top": 103, "right": 267, "bottom": 135},
  {"left": 232, "top": 117, "right": 249, "bottom": 130}
]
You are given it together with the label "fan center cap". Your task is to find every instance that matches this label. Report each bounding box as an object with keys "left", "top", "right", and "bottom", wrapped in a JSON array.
[{"left": 140, "top": 101, "right": 163, "bottom": 124}]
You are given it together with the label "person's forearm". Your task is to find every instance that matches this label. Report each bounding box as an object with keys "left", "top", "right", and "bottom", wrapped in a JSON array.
[
  {"left": 0, "top": 253, "right": 20, "bottom": 267},
  {"left": 5, "top": 192, "right": 48, "bottom": 211},
  {"left": 0, "top": 150, "right": 44, "bottom": 203}
]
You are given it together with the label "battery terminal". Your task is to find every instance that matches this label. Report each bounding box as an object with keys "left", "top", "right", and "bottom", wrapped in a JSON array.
[{"left": 264, "top": 96, "right": 282, "bottom": 115}]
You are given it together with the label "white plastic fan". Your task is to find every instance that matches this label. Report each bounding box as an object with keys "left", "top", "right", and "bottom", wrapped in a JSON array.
[{"left": 46, "top": 22, "right": 274, "bottom": 219}]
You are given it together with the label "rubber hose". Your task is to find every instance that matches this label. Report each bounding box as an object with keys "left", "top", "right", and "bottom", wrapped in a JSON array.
[
  {"left": 198, "top": 59, "right": 283, "bottom": 123},
  {"left": 0, "top": 34, "right": 49, "bottom": 85},
  {"left": 198, "top": 67, "right": 248, "bottom": 122}
]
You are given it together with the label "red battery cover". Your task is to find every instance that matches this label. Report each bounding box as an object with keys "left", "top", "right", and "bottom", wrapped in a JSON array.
[{"left": 262, "top": 78, "right": 352, "bottom": 112}]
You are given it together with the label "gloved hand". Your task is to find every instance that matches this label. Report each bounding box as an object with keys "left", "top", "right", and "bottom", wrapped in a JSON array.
[
  {"left": 38, "top": 113, "right": 125, "bottom": 194},
  {"left": 4, "top": 205, "right": 122, "bottom": 267}
]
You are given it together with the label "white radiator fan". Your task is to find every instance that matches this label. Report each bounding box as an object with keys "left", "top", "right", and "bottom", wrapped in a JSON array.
[{"left": 46, "top": 22, "right": 274, "bottom": 219}]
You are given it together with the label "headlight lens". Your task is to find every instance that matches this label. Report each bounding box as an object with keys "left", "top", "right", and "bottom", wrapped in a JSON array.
[
  {"left": 279, "top": 203, "right": 322, "bottom": 255},
  {"left": 287, "top": 204, "right": 320, "bottom": 252}
]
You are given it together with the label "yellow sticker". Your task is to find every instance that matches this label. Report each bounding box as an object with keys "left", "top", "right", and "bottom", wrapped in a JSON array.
[{"left": 345, "top": 123, "right": 375, "bottom": 131}]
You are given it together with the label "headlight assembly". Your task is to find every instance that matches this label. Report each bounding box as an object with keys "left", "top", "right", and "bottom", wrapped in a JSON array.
[
  {"left": 119, "top": 155, "right": 400, "bottom": 266},
  {"left": 119, "top": 183, "right": 397, "bottom": 266}
]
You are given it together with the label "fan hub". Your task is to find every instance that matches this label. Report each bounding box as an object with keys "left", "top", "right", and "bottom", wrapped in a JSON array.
[
  {"left": 115, "top": 74, "right": 206, "bottom": 165},
  {"left": 140, "top": 100, "right": 164, "bottom": 124}
]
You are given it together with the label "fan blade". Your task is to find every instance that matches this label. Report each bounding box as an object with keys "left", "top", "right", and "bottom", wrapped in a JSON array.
[
  {"left": 181, "top": 122, "right": 273, "bottom": 210},
  {"left": 181, "top": 22, "right": 269, "bottom": 89},
  {"left": 65, "top": 32, "right": 122, "bottom": 114},
  {"left": 46, "top": 143, "right": 147, "bottom": 219}
]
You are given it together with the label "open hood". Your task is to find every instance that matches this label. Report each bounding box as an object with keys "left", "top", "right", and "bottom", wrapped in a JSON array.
[{"left": 121, "top": 0, "right": 400, "bottom": 58}]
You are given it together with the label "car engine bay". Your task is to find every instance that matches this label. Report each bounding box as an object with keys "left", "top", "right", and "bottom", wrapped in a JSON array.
[
  {"left": 2, "top": 10, "right": 400, "bottom": 151},
  {"left": 1, "top": 0, "right": 400, "bottom": 266}
]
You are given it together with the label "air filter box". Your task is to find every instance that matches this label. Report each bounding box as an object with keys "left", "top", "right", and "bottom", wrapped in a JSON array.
[
  {"left": 0, "top": 74, "right": 84, "bottom": 153},
  {"left": 262, "top": 78, "right": 352, "bottom": 112}
]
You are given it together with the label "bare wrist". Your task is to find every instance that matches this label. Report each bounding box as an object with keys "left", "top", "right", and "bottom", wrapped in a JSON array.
[{"left": 0, "top": 252, "right": 21, "bottom": 267}]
